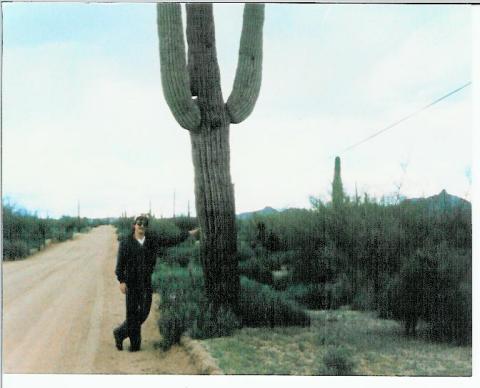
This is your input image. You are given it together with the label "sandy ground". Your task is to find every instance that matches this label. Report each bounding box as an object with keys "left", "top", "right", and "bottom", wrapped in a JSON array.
[{"left": 2, "top": 225, "right": 199, "bottom": 374}]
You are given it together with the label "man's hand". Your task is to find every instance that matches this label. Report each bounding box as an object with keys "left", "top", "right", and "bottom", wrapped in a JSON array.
[{"left": 119, "top": 282, "right": 127, "bottom": 294}]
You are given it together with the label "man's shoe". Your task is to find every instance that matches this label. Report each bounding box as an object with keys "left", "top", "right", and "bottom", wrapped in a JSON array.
[
  {"left": 129, "top": 339, "right": 141, "bottom": 352},
  {"left": 113, "top": 329, "right": 123, "bottom": 351}
]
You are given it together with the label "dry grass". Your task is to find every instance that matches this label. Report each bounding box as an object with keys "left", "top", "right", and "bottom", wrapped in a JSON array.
[{"left": 200, "top": 309, "right": 471, "bottom": 376}]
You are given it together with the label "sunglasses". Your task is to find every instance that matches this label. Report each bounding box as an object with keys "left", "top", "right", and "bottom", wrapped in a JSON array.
[{"left": 135, "top": 220, "right": 149, "bottom": 227}]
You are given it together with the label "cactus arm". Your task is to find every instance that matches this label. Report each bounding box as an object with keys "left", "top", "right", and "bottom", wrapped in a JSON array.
[
  {"left": 186, "top": 7, "right": 199, "bottom": 98},
  {"left": 156, "top": 3, "right": 201, "bottom": 131},
  {"left": 226, "top": 3, "right": 265, "bottom": 124}
]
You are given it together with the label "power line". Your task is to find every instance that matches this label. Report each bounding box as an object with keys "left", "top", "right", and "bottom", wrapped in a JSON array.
[{"left": 341, "top": 82, "right": 471, "bottom": 154}]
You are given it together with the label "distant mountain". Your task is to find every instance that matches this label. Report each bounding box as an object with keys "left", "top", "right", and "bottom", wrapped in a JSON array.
[
  {"left": 404, "top": 190, "right": 471, "bottom": 211},
  {"left": 237, "top": 206, "right": 279, "bottom": 220}
]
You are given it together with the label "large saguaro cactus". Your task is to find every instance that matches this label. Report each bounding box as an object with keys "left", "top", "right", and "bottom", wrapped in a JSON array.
[{"left": 156, "top": 3, "right": 264, "bottom": 310}]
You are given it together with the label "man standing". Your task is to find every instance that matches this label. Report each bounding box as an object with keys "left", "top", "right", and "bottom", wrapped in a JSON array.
[{"left": 113, "top": 214, "right": 157, "bottom": 352}]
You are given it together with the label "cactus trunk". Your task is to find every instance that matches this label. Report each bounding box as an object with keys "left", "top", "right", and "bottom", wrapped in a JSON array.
[
  {"left": 186, "top": 4, "right": 239, "bottom": 309},
  {"left": 190, "top": 129, "right": 239, "bottom": 309},
  {"left": 157, "top": 3, "right": 264, "bottom": 311}
]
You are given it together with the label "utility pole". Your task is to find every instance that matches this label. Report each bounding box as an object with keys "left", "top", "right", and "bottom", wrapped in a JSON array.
[{"left": 187, "top": 200, "right": 190, "bottom": 218}]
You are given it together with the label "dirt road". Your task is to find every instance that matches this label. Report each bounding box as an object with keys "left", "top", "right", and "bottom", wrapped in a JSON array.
[{"left": 2, "top": 225, "right": 199, "bottom": 374}]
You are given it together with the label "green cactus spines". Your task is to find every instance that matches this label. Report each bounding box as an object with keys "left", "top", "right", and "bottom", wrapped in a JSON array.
[
  {"left": 156, "top": 3, "right": 201, "bottom": 131},
  {"left": 226, "top": 4, "right": 265, "bottom": 124}
]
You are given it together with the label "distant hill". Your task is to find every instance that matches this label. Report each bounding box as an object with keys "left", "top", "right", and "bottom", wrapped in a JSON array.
[
  {"left": 237, "top": 206, "right": 279, "bottom": 220},
  {"left": 404, "top": 190, "right": 471, "bottom": 212}
]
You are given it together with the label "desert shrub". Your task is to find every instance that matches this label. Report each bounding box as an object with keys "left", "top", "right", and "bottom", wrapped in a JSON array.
[
  {"left": 283, "top": 277, "right": 351, "bottom": 310},
  {"left": 379, "top": 244, "right": 471, "bottom": 343},
  {"left": 322, "top": 346, "right": 355, "bottom": 375},
  {"left": 2, "top": 240, "right": 29, "bottom": 260},
  {"left": 237, "top": 240, "right": 255, "bottom": 261},
  {"left": 284, "top": 284, "right": 325, "bottom": 309},
  {"left": 269, "top": 250, "right": 298, "bottom": 267},
  {"left": 237, "top": 209, "right": 324, "bottom": 252},
  {"left": 148, "top": 218, "right": 187, "bottom": 248},
  {"left": 427, "top": 248, "right": 471, "bottom": 344},
  {"left": 172, "top": 216, "right": 198, "bottom": 234},
  {"left": 239, "top": 257, "right": 273, "bottom": 284},
  {"left": 351, "top": 285, "right": 376, "bottom": 311},
  {"left": 290, "top": 246, "right": 335, "bottom": 285},
  {"left": 51, "top": 228, "right": 73, "bottom": 242},
  {"left": 3, "top": 203, "right": 52, "bottom": 257},
  {"left": 114, "top": 216, "right": 134, "bottom": 239},
  {"left": 272, "top": 269, "right": 291, "bottom": 291},
  {"left": 238, "top": 252, "right": 282, "bottom": 285},
  {"left": 239, "top": 277, "right": 310, "bottom": 327},
  {"left": 153, "top": 263, "right": 239, "bottom": 349},
  {"left": 189, "top": 304, "right": 241, "bottom": 339},
  {"left": 115, "top": 217, "right": 187, "bottom": 248},
  {"left": 163, "top": 242, "right": 200, "bottom": 267},
  {"left": 325, "top": 273, "right": 353, "bottom": 309},
  {"left": 428, "top": 280, "right": 471, "bottom": 344},
  {"left": 158, "top": 304, "right": 190, "bottom": 350}
]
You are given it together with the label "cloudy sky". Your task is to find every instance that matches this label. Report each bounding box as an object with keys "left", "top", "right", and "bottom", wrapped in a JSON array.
[{"left": 2, "top": 2, "right": 473, "bottom": 219}]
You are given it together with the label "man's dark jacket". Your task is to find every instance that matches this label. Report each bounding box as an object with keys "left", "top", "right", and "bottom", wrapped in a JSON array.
[{"left": 115, "top": 233, "right": 157, "bottom": 291}]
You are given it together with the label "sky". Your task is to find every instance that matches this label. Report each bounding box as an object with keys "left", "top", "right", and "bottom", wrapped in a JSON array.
[{"left": 1, "top": 2, "right": 474, "bottom": 219}]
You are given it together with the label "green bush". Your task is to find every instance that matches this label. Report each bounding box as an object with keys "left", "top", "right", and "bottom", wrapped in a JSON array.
[
  {"left": 51, "top": 228, "right": 73, "bottom": 242},
  {"left": 172, "top": 216, "right": 198, "bottom": 235},
  {"left": 379, "top": 245, "right": 471, "bottom": 343},
  {"left": 189, "top": 304, "right": 241, "bottom": 339},
  {"left": 153, "top": 263, "right": 239, "bottom": 349},
  {"left": 269, "top": 250, "right": 298, "bottom": 267},
  {"left": 322, "top": 346, "right": 355, "bottom": 375},
  {"left": 239, "top": 277, "right": 310, "bottom": 327},
  {"left": 153, "top": 263, "right": 311, "bottom": 349},
  {"left": 2, "top": 240, "right": 29, "bottom": 260},
  {"left": 290, "top": 246, "right": 335, "bottom": 285},
  {"left": 284, "top": 284, "right": 325, "bottom": 309},
  {"left": 115, "top": 217, "right": 187, "bottom": 248},
  {"left": 163, "top": 242, "right": 200, "bottom": 267},
  {"left": 326, "top": 273, "right": 353, "bottom": 309},
  {"left": 272, "top": 269, "right": 291, "bottom": 291},
  {"left": 237, "top": 240, "right": 256, "bottom": 261},
  {"left": 158, "top": 305, "right": 189, "bottom": 351},
  {"left": 2, "top": 202, "right": 107, "bottom": 261},
  {"left": 351, "top": 285, "right": 376, "bottom": 311},
  {"left": 148, "top": 218, "right": 187, "bottom": 248},
  {"left": 238, "top": 256, "right": 274, "bottom": 285},
  {"left": 427, "top": 248, "right": 471, "bottom": 344}
]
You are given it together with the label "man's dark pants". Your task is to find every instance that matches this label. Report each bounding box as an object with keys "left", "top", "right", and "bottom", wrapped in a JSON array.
[{"left": 114, "top": 287, "right": 152, "bottom": 350}]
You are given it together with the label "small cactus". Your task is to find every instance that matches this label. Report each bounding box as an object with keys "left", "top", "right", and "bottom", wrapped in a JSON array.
[{"left": 332, "top": 156, "right": 345, "bottom": 208}]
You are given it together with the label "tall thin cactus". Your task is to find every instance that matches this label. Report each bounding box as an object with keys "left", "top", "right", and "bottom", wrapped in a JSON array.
[
  {"left": 332, "top": 156, "right": 345, "bottom": 208},
  {"left": 156, "top": 3, "right": 264, "bottom": 310}
]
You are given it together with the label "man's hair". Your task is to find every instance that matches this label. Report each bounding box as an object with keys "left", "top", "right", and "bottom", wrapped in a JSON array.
[
  {"left": 131, "top": 214, "right": 150, "bottom": 233},
  {"left": 134, "top": 214, "right": 150, "bottom": 225}
]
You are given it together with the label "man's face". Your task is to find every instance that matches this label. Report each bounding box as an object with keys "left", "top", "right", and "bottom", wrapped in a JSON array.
[{"left": 134, "top": 218, "right": 149, "bottom": 233}]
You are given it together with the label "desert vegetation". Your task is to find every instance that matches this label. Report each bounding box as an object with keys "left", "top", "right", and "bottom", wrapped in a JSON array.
[
  {"left": 149, "top": 155, "right": 471, "bottom": 377},
  {"left": 2, "top": 201, "right": 108, "bottom": 260}
]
